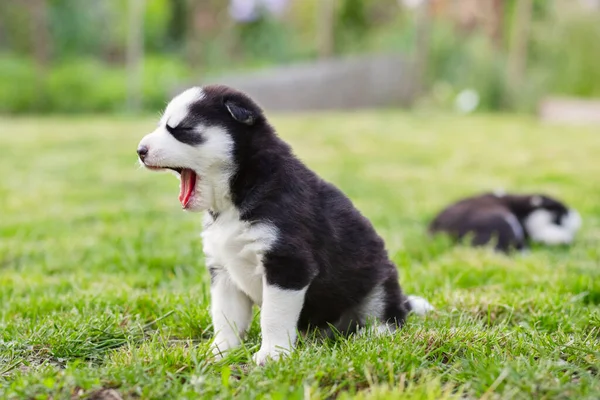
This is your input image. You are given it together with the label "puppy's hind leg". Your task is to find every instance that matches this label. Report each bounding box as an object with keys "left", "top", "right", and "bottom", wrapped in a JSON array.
[
  {"left": 351, "top": 276, "right": 435, "bottom": 339},
  {"left": 354, "top": 275, "right": 427, "bottom": 337},
  {"left": 381, "top": 274, "right": 433, "bottom": 324}
]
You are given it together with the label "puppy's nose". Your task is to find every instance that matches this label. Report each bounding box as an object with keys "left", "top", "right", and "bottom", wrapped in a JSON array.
[{"left": 137, "top": 145, "right": 148, "bottom": 161}]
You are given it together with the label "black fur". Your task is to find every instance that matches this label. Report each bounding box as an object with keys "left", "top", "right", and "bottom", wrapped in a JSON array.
[
  {"left": 225, "top": 101, "right": 256, "bottom": 125},
  {"left": 189, "top": 85, "right": 412, "bottom": 331},
  {"left": 428, "top": 192, "right": 572, "bottom": 253},
  {"left": 165, "top": 123, "right": 205, "bottom": 146}
]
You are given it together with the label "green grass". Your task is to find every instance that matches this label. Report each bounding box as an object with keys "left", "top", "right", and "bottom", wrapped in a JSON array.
[{"left": 1, "top": 112, "right": 599, "bottom": 399}]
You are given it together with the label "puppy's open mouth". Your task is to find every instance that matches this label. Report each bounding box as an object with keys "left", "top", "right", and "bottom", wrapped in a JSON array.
[
  {"left": 178, "top": 168, "right": 198, "bottom": 209},
  {"left": 144, "top": 165, "right": 199, "bottom": 209}
]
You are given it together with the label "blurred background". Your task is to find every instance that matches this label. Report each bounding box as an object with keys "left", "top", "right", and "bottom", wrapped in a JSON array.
[{"left": 1, "top": 0, "right": 599, "bottom": 119}]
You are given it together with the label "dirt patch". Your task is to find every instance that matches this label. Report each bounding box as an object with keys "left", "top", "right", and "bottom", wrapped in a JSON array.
[{"left": 86, "top": 388, "right": 123, "bottom": 400}]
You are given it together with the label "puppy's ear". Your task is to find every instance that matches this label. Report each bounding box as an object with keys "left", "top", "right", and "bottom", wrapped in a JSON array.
[{"left": 225, "top": 101, "right": 255, "bottom": 125}]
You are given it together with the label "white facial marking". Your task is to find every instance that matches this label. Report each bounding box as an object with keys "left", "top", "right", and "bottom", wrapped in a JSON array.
[
  {"left": 252, "top": 282, "right": 308, "bottom": 365},
  {"left": 504, "top": 213, "right": 525, "bottom": 241},
  {"left": 137, "top": 87, "right": 235, "bottom": 212},
  {"left": 407, "top": 295, "right": 434, "bottom": 316},
  {"left": 210, "top": 272, "right": 253, "bottom": 358},
  {"left": 160, "top": 87, "right": 205, "bottom": 128},
  {"left": 525, "top": 209, "right": 576, "bottom": 245}
]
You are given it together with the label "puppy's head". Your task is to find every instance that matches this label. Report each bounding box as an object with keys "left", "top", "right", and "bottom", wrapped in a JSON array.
[
  {"left": 503, "top": 194, "right": 582, "bottom": 245},
  {"left": 136, "top": 85, "right": 264, "bottom": 212}
]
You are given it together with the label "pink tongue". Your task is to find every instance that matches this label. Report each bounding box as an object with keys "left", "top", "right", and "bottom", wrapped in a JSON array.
[{"left": 178, "top": 169, "right": 197, "bottom": 207}]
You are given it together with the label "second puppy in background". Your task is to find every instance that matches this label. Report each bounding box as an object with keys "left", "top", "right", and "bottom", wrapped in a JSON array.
[{"left": 428, "top": 191, "right": 582, "bottom": 253}]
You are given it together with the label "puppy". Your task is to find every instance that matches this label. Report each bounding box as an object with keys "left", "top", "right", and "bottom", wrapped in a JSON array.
[
  {"left": 428, "top": 191, "right": 582, "bottom": 253},
  {"left": 136, "top": 85, "right": 432, "bottom": 364}
]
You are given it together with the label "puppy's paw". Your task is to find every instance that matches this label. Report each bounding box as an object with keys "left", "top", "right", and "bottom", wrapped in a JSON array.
[
  {"left": 251, "top": 346, "right": 288, "bottom": 365},
  {"left": 210, "top": 343, "right": 229, "bottom": 361}
]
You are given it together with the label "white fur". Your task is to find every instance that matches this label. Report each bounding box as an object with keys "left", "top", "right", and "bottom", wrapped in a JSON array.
[
  {"left": 561, "top": 209, "right": 582, "bottom": 233},
  {"left": 138, "top": 88, "right": 234, "bottom": 212},
  {"left": 525, "top": 208, "right": 581, "bottom": 245},
  {"left": 356, "top": 294, "right": 436, "bottom": 337},
  {"left": 407, "top": 295, "right": 434, "bottom": 316},
  {"left": 354, "top": 294, "right": 435, "bottom": 338},
  {"left": 504, "top": 213, "right": 524, "bottom": 241},
  {"left": 160, "top": 87, "right": 205, "bottom": 128},
  {"left": 354, "top": 284, "right": 385, "bottom": 323},
  {"left": 210, "top": 272, "right": 253, "bottom": 358},
  {"left": 202, "top": 208, "right": 278, "bottom": 305},
  {"left": 332, "top": 286, "right": 433, "bottom": 335},
  {"left": 202, "top": 206, "right": 280, "bottom": 360},
  {"left": 331, "top": 284, "right": 387, "bottom": 334},
  {"left": 253, "top": 282, "right": 308, "bottom": 365}
]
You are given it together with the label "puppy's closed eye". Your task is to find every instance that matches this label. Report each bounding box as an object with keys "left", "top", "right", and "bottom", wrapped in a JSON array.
[
  {"left": 165, "top": 124, "right": 204, "bottom": 146},
  {"left": 166, "top": 124, "right": 195, "bottom": 133}
]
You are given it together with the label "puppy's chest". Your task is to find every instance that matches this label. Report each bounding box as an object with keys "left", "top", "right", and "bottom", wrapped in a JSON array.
[{"left": 201, "top": 211, "right": 277, "bottom": 304}]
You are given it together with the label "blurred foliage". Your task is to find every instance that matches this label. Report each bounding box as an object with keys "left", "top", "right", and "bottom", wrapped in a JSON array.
[
  {"left": 425, "top": 21, "right": 511, "bottom": 112},
  {"left": 0, "top": 56, "right": 191, "bottom": 114},
  {"left": 234, "top": 16, "right": 296, "bottom": 63},
  {"left": 421, "top": 0, "right": 600, "bottom": 112},
  {"left": 531, "top": 5, "right": 600, "bottom": 99},
  {"left": 335, "top": 0, "right": 370, "bottom": 53},
  {"left": 0, "top": 0, "right": 599, "bottom": 114}
]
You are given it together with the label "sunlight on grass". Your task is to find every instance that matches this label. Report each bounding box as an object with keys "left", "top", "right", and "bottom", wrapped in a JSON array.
[{"left": 1, "top": 113, "right": 599, "bottom": 399}]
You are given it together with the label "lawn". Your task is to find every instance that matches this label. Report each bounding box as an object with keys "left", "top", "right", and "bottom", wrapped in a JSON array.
[{"left": 1, "top": 112, "right": 599, "bottom": 399}]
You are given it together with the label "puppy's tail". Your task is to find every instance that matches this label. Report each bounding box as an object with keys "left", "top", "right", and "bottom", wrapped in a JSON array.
[{"left": 406, "top": 295, "right": 434, "bottom": 316}]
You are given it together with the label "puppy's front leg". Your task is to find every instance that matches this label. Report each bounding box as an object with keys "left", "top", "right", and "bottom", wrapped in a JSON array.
[
  {"left": 210, "top": 268, "right": 253, "bottom": 359},
  {"left": 252, "top": 275, "right": 308, "bottom": 365}
]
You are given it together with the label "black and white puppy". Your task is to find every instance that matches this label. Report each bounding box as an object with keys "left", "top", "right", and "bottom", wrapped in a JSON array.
[
  {"left": 136, "top": 85, "right": 432, "bottom": 364},
  {"left": 428, "top": 191, "right": 582, "bottom": 253}
]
